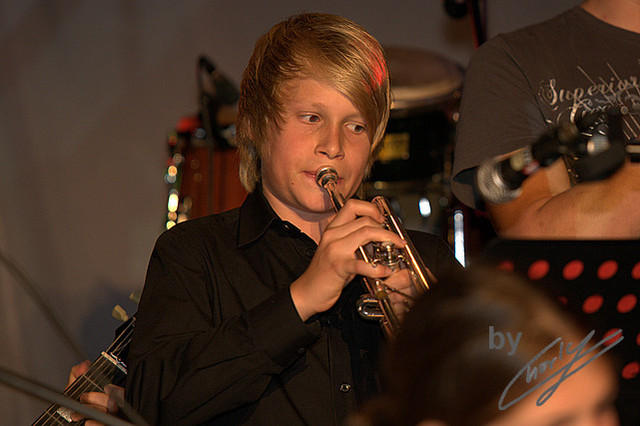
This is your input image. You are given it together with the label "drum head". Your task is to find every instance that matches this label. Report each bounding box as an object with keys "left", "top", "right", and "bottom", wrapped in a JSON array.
[
  {"left": 386, "top": 46, "right": 463, "bottom": 114},
  {"left": 370, "top": 47, "right": 463, "bottom": 183}
]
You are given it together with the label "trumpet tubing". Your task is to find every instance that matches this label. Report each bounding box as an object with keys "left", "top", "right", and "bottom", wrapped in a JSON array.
[{"left": 315, "top": 166, "right": 435, "bottom": 337}]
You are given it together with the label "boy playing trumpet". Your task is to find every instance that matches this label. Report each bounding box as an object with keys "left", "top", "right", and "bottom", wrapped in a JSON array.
[{"left": 125, "top": 13, "right": 459, "bottom": 425}]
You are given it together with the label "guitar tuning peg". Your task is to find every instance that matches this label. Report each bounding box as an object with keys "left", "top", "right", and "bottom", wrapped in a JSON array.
[
  {"left": 129, "top": 290, "right": 142, "bottom": 304},
  {"left": 112, "top": 304, "right": 129, "bottom": 322}
]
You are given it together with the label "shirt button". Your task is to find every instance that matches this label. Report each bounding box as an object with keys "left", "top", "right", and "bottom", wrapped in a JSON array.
[{"left": 339, "top": 383, "right": 352, "bottom": 393}]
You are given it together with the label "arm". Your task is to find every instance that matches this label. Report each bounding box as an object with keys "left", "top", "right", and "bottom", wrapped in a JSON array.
[
  {"left": 291, "top": 200, "right": 462, "bottom": 325},
  {"left": 487, "top": 158, "right": 640, "bottom": 239},
  {"left": 453, "top": 35, "right": 640, "bottom": 238},
  {"left": 126, "top": 226, "right": 320, "bottom": 425},
  {"left": 126, "top": 202, "right": 405, "bottom": 425},
  {"left": 452, "top": 36, "right": 548, "bottom": 209}
]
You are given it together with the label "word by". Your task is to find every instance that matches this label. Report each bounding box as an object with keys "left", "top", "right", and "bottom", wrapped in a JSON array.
[{"left": 488, "top": 326, "right": 522, "bottom": 356}]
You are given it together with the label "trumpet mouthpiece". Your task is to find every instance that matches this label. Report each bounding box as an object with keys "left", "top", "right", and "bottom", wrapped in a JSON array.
[{"left": 315, "top": 166, "right": 339, "bottom": 188}]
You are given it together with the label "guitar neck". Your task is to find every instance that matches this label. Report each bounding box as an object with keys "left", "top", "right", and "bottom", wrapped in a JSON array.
[{"left": 31, "top": 318, "right": 134, "bottom": 425}]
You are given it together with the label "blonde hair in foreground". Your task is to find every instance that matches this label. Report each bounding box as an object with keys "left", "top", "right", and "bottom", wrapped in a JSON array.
[{"left": 236, "top": 13, "right": 391, "bottom": 192}]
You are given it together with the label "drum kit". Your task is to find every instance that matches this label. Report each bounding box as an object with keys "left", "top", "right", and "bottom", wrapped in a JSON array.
[
  {"left": 365, "top": 46, "right": 463, "bottom": 258},
  {"left": 164, "top": 48, "right": 471, "bottom": 262}
]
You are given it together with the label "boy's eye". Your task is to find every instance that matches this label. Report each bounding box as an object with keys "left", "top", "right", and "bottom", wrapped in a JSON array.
[
  {"left": 301, "top": 114, "right": 320, "bottom": 123},
  {"left": 346, "top": 122, "right": 366, "bottom": 134}
]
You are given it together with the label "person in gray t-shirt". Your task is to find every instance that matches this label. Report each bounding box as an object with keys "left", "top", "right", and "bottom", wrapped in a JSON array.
[{"left": 452, "top": 0, "right": 640, "bottom": 239}]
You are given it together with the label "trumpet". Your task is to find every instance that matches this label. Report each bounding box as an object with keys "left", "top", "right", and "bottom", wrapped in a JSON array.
[{"left": 315, "top": 166, "right": 436, "bottom": 337}]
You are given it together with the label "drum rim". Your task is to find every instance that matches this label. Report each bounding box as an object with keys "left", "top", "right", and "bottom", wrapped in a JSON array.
[{"left": 385, "top": 45, "right": 464, "bottom": 111}]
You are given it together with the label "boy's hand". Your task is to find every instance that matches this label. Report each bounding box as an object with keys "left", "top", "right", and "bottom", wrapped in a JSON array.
[
  {"left": 290, "top": 199, "right": 408, "bottom": 321},
  {"left": 381, "top": 268, "right": 419, "bottom": 322}
]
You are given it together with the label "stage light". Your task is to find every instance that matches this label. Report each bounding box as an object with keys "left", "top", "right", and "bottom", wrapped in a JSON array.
[
  {"left": 168, "top": 190, "right": 179, "bottom": 212},
  {"left": 418, "top": 197, "right": 431, "bottom": 217}
]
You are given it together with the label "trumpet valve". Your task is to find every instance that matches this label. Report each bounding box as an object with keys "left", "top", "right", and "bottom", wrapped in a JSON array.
[{"left": 371, "top": 241, "right": 402, "bottom": 269}]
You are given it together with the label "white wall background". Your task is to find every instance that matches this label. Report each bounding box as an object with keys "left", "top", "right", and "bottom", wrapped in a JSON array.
[{"left": 0, "top": 0, "right": 578, "bottom": 422}]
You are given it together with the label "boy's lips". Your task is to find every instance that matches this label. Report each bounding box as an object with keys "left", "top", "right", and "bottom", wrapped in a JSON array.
[
  {"left": 304, "top": 169, "right": 343, "bottom": 179},
  {"left": 303, "top": 171, "right": 344, "bottom": 188}
]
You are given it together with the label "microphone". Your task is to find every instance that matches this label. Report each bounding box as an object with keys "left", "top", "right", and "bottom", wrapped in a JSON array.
[
  {"left": 476, "top": 104, "right": 639, "bottom": 204},
  {"left": 476, "top": 122, "right": 581, "bottom": 204},
  {"left": 197, "top": 55, "right": 239, "bottom": 147}
]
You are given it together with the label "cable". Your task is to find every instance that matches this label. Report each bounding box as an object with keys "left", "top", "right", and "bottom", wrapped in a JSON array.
[
  {"left": 0, "top": 364, "right": 146, "bottom": 426},
  {"left": 0, "top": 248, "right": 88, "bottom": 360}
]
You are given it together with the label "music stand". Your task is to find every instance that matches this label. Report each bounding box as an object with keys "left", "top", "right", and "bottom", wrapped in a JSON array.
[{"left": 479, "top": 239, "right": 639, "bottom": 426}]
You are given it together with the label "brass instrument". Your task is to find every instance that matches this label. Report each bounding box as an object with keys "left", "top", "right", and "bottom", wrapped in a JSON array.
[{"left": 315, "top": 166, "right": 436, "bottom": 336}]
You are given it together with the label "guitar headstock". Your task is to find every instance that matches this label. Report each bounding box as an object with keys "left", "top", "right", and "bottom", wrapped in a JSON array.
[{"left": 111, "top": 289, "right": 141, "bottom": 322}]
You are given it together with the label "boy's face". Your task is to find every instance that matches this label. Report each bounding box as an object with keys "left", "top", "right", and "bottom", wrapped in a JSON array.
[{"left": 260, "top": 78, "right": 372, "bottom": 220}]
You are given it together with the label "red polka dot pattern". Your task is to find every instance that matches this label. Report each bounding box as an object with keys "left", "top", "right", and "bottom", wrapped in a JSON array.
[
  {"left": 602, "top": 328, "right": 623, "bottom": 346},
  {"left": 621, "top": 362, "right": 639, "bottom": 380},
  {"left": 632, "top": 262, "right": 640, "bottom": 280},
  {"left": 562, "top": 260, "right": 584, "bottom": 280},
  {"left": 497, "top": 260, "right": 514, "bottom": 272},
  {"left": 491, "top": 247, "right": 639, "bottom": 390},
  {"left": 582, "top": 294, "right": 604, "bottom": 314},
  {"left": 617, "top": 294, "right": 637, "bottom": 313},
  {"left": 528, "top": 260, "right": 550, "bottom": 280},
  {"left": 597, "top": 260, "right": 618, "bottom": 280}
]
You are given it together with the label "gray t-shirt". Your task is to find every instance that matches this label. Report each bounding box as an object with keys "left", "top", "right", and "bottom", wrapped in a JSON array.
[{"left": 452, "top": 6, "right": 640, "bottom": 208}]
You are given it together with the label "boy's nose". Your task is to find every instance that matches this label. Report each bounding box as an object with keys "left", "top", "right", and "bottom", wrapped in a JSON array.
[{"left": 316, "top": 127, "right": 345, "bottom": 159}]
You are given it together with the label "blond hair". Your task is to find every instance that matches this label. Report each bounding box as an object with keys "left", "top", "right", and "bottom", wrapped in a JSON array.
[{"left": 236, "top": 13, "right": 390, "bottom": 192}]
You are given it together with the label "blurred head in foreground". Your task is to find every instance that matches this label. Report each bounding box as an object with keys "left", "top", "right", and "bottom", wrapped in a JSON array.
[{"left": 353, "top": 267, "right": 619, "bottom": 426}]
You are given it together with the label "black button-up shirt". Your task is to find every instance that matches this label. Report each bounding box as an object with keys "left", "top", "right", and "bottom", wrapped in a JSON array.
[{"left": 126, "top": 190, "right": 459, "bottom": 425}]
